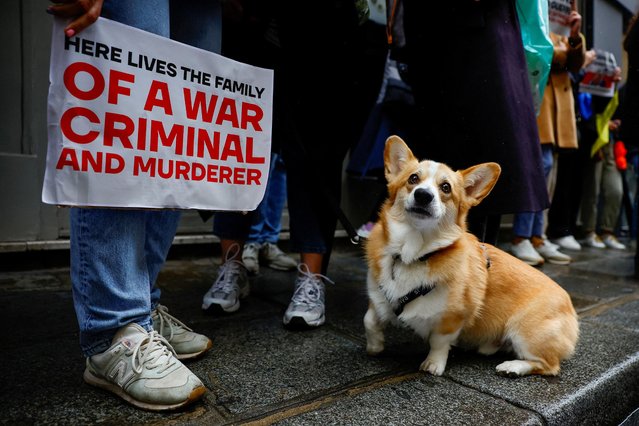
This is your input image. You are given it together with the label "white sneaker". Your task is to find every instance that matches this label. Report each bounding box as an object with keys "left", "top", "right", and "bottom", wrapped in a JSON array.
[
  {"left": 283, "top": 264, "right": 334, "bottom": 329},
  {"left": 261, "top": 242, "right": 297, "bottom": 271},
  {"left": 551, "top": 235, "right": 582, "bottom": 251},
  {"left": 151, "top": 304, "right": 212, "bottom": 360},
  {"left": 535, "top": 241, "right": 571, "bottom": 265},
  {"left": 510, "top": 239, "right": 544, "bottom": 266},
  {"left": 83, "top": 323, "right": 206, "bottom": 411},
  {"left": 602, "top": 234, "right": 627, "bottom": 250},
  {"left": 583, "top": 232, "right": 606, "bottom": 249},
  {"left": 242, "top": 242, "right": 261, "bottom": 275},
  {"left": 202, "top": 244, "right": 250, "bottom": 313},
  {"left": 543, "top": 238, "right": 560, "bottom": 250}
]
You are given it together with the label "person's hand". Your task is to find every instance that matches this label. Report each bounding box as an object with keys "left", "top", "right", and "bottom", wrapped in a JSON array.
[
  {"left": 612, "top": 66, "right": 622, "bottom": 82},
  {"left": 47, "top": 0, "right": 104, "bottom": 37},
  {"left": 610, "top": 119, "right": 621, "bottom": 132},
  {"left": 568, "top": 11, "right": 582, "bottom": 38},
  {"left": 583, "top": 49, "right": 597, "bottom": 68}
]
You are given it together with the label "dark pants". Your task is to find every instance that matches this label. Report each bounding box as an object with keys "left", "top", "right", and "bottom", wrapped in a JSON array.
[{"left": 546, "top": 148, "right": 585, "bottom": 239}]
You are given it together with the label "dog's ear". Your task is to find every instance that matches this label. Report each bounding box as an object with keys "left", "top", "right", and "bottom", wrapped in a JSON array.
[
  {"left": 459, "top": 163, "right": 501, "bottom": 206},
  {"left": 384, "top": 136, "right": 417, "bottom": 181}
]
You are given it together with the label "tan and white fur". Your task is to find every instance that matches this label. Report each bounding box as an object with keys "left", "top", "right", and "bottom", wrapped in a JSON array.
[{"left": 364, "top": 136, "right": 579, "bottom": 376}]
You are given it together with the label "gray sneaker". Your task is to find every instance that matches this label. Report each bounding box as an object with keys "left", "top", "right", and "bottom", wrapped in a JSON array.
[
  {"left": 283, "top": 264, "right": 334, "bottom": 329},
  {"left": 83, "top": 323, "right": 206, "bottom": 411},
  {"left": 151, "top": 304, "right": 212, "bottom": 360},
  {"left": 242, "top": 242, "right": 262, "bottom": 275},
  {"left": 261, "top": 242, "right": 297, "bottom": 271},
  {"left": 202, "top": 244, "right": 250, "bottom": 314}
]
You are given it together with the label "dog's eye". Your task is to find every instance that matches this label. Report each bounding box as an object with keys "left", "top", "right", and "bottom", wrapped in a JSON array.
[
  {"left": 440, "top": 182, "right": 451, "bottom": 194},
  {"left": 408, "top": 174, "right": 420, "bottom": 185}
]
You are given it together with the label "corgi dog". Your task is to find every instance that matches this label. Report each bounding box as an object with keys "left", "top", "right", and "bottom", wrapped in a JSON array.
[{"left": 364, "top": 136, "right": 579, "bottom": 377}]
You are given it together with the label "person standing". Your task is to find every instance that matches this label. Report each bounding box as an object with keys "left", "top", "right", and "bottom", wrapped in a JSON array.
[
  {"left": 579, "top": 64, "right": 626, "bottom": 250},
  {"left": 202, "top": 0, "right": 386, "bottom": 328},
  {"left": 511, "top": 9, "right": 586, "bottom": 264},
  {"left": 242, "top": 154, "right": 297, "bottom": 275},
  {"left": 388, "top": 0, "right": 550, "bottom": 245},
  {"left": 48, "top": 0, "right": 221, "bottom": 411}
]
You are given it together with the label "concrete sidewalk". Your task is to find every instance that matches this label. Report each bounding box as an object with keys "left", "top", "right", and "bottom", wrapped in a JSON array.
[{"left": 1, "top": 237, "right": 639, "bottom": 425}]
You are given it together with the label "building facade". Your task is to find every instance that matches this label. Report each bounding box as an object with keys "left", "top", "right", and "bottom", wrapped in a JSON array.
[{"left": 1, "top": 0, "right": 638, "bottom": 250}]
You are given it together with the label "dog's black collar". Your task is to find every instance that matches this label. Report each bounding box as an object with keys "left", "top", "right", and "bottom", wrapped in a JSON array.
[
  {"left": 394, "top": 285, "right": 435, "bottom": 316},
  {"left": 391, "top": 247, "right": 442, "bottom": 270},
  {"left": 393, "top": 243, "right": 491, "bottom": 269},
  {"left": 391, "top": 247, "right": 444, "bottom": 280}
]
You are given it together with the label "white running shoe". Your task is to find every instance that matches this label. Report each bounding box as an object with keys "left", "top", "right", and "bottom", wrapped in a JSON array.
[
  {"left": 535, "top": 241, "right": 571, "bottom": 265},
  {"left": 83, "top": 323, "right": 206, "bottom": 411},
  {"left": 283, "top": 264, "right": 334, "bottom": 329},
  {"left": 510, "top": 239, "right": 544, "bottom": 266},
  {"left": 261, "top": 242, "right": 297, "bottom": 271},
  {"left": 151, "top": 304, "right": 212, "bottom": 360},
  {"left": 242, "top": 242, "right": 262, "bottom": 275},
  {"left": 551, "top": 235, "right": 582, "bottom": 251},
  {"left": 202, "top": 244, "right": 250, "bottom": 314},
  {"left": 583, "top": 232, "right": 606, "bottom": 249},
  {"left": 602, "top": 234, "right": 627, "bottom": 250}
]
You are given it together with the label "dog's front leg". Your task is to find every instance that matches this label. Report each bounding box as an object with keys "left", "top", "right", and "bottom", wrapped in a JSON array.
[
  {"left": 364, "top": 302, "right": 386, "bottom": 355},
  {"left": 420, "top": 330, "right": 460, "bottom": 376}
]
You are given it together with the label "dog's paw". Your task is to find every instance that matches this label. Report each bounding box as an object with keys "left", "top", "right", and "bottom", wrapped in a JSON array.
[
  {"left": 495, "top": 360, "right": 532, "bottom": 377},
  {"left": 419, "top": 356, "right": 447, "bottom": 376}
]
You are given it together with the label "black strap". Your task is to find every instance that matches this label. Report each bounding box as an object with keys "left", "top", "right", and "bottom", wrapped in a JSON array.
[{"left": 394, "top": 285, "right": 435, "bottom": 316}]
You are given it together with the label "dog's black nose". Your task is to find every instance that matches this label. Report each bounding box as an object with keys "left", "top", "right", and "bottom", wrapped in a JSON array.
[{"left": 413, "top": 188, "right": 434, "bottom": 206}]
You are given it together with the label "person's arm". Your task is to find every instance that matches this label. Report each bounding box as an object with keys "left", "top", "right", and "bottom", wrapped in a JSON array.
[
  {"left": 566, "top": 11, "right": 586, "bottom": 74},
  {"left": 47, "top": 0, "right": 104, "bottom": 37}
]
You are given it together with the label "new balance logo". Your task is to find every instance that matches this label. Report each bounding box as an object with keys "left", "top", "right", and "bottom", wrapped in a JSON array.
[{"left": 108, "top": 359, "right": 135, "bottom": 386}]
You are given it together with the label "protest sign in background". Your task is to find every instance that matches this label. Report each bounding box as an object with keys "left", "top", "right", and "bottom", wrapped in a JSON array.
[
  {"left": 43, "top": 17, "right": 273, "bottom": 211},
  {"left": 548, "top": 0, "right": 572, "bottom": 37},
  {"left": 579, "top": 50, "right": 618, "bottom": 98}
]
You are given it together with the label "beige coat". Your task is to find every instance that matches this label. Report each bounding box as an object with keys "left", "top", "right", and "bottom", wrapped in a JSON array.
[{"left": 537, "top": 33, "right": 586, "bottom": 149}]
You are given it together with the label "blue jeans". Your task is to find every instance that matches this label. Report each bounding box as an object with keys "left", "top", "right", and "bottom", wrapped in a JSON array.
[
  {"left": 70, "top": 0, "right": 221, "bottom": 357},
  {"left": 512, "top": 144, "right": 554, "bottom": 238},
  {"left": 247, "top": 154, "right": 287, "bottom": 244}
]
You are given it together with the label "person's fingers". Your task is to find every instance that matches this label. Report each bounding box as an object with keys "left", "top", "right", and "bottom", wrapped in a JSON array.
[
  {"left": 47, "top": 0, "right": 103, "bottom": 37},
  {"left": 65, "top": 9, "right": 101, "bottom": 37}
]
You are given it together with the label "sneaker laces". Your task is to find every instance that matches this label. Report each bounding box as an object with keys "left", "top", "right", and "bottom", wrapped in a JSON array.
[
  {"left": 212, "top": 243, "right": 246, "bottom": 293},
  {"left": 290, "top": 264, "right": 334, "bottom": 306},
  {"left": 131, "top": 330, "right": 177, "bottom": 375},
  {"left": 153, "top": 304, "right": 192, "bottom": 342}
]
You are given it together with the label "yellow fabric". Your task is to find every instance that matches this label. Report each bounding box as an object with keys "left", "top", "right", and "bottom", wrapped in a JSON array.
[{"left": 591, "top": 90, "right": 619, "bottom": 157}]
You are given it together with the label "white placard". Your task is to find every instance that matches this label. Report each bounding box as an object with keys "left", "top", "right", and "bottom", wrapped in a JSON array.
[
  {"left": 579, "top": 50, "right": 617, "bottom": 97},
  {"left": 548, "top": 0, "right": 572, "bottom": 37},
  {"left": 43, "top": 17, "right": 273, "bottom": 211}
]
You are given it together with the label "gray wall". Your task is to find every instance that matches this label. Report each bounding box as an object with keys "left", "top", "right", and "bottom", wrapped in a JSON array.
[
  {"left": 593, "top": 0, "right": 626, "bottom": 69},
  {"left": 0, "top": 1, "right": 62, "bottom": 244},
  {"left": 0, "top": 1, "right": 210, "bottom": 249}
]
